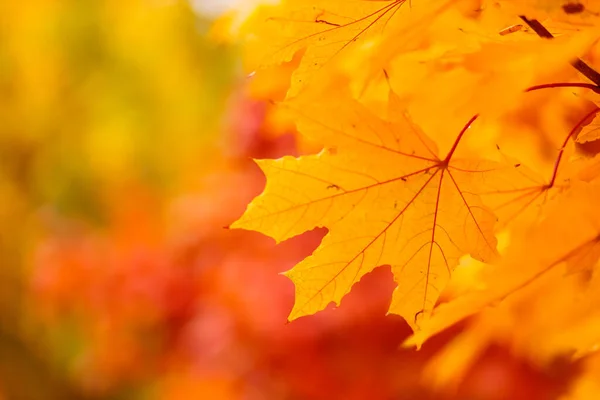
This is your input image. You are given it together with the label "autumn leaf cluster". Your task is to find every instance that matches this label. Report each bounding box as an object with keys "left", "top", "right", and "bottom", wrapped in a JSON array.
[
  {"left": 8, "top": 1, "right": 592, "bottom": 399},
  {"left": 233, "top": 0, "right": 600, "bottom": 395}
]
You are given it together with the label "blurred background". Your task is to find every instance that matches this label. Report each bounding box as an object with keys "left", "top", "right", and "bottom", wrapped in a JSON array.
[{"left": 0, "top": 1, "right": 581, "bottom": 399}]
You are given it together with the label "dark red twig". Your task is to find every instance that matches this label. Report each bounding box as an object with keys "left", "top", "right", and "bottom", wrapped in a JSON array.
[
  {"left": 526, "top": 82, "right": 600, "bottom": 93},
  {"left": 547, "top": 107, "right": 600, "bottom": 187},
  {"left": 519, "top": 16, "right": 600, "bottom": 87}
]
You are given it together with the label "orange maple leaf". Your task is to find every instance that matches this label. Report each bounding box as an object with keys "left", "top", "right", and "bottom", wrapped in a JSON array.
[
  {"left": 477, "top": 104, "right": 600, "bottom": 229},
  {"left": 230, "top": 94, "right": 528, "bottom": 331},
  {"left": 405, "top": 182, "right": 600, "bottom": 347},
  {"left": 576, "top": 108, "right": 600, "bottom": 143}
]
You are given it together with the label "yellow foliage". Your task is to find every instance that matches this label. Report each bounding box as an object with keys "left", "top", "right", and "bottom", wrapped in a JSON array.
[{"left": 234, "top": 0, "right": 600, "bottom": 394}]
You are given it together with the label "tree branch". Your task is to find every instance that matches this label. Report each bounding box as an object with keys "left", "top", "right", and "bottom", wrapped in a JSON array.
[{"left": 519, "top": 16, "right": 600, "bottom": 87}]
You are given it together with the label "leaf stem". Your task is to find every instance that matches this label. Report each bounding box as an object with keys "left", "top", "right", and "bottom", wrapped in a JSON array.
[
  {"left": 547, "top": 106, "right": 600, "bottom": 188},
  {"left": 526, "top": 82, "right": 600, "bottom": 93},
  {"left": 443, "top": 114, "right": 479, "bottom": 164},
  {"left": 519, "top": 16, "right": 600, "bottom": 87}
]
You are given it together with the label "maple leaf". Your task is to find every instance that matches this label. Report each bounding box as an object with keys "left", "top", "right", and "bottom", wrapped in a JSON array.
[
  {"left": 576, "top": 109, "right": 600, "bottom": 143},
  {"left": 244, "top": 0, "right": 460, "bottom": 98},
  {"left": 500, "top": 0, "right": 600, "bottom": 27},
  {"left": 244, "top": 0, "right": 409, "bottom": 98},
  {"left": 384, "top": 29, "right": 600, "bottom": 152},
  {"left": 405, "top": 182, "right": 600, "bottom": 348},
  {"left": 476, "top": 104, "right": 600, "bottom": 230},
  {"left": 229, "top": 93, "right": 527, "bottom": 331}
]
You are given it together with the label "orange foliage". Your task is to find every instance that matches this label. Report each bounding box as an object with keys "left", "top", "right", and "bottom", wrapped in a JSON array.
[
  {"left": 232, "top": 0, "right": 600, "bottom": 397},
  {"left": 12, "top": 0, "right": 600, "bottom": 399}
]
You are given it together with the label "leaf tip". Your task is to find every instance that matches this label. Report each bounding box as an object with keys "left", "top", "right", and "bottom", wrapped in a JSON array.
[
  {"left": 227, "top": 219, "right": 242, "bottom": 231},
  {"left": 286, "top": 310, "right": 301, "bottom": 323},
  {"left": 401, "top": 334, "right": 423, "bottom": 351},
  {"left": 279, "top": 269, "right": 292, "bottom": 278}
]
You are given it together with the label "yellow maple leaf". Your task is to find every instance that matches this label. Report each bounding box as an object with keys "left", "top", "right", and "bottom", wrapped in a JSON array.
[
  {"left": 229, "top": 93, "right": 531, "bottom": 331},
  {"left": 242, "top": 0, "right": 413, "bottom": 98}
]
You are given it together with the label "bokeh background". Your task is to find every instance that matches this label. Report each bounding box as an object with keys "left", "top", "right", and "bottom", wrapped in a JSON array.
[{"left": 0, "top": 1, "right": 581, "bottom": 399}]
